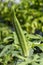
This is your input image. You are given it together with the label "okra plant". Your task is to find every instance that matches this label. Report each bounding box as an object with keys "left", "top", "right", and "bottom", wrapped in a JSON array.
[{"left": 0, "top": 0, "right": 43, "bottom": 65}]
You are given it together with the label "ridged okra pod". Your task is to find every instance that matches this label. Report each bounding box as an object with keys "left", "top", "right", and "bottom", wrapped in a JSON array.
[{"left": 13, "top": 12, "right": 29, "bottom": 57}]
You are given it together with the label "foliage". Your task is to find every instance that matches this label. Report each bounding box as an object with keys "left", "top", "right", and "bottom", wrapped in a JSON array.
[{"left": 0, "top": 0, "right": 43, "bottom": 65}]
